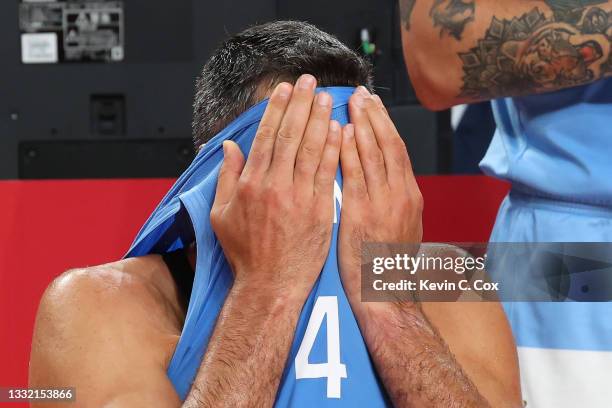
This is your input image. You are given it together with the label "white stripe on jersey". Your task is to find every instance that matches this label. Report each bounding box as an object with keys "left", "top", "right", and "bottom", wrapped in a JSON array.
[{"left": 518, "top": 346, "right": 612, "bottom": 408}]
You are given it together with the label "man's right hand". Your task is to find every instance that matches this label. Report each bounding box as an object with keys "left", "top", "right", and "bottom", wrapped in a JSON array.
[
  {"left": 181, "top": 75, "right": 343, "bottom": 408},
  {"left": 210, "top": 74, "right": 342, "bottom": 304}
]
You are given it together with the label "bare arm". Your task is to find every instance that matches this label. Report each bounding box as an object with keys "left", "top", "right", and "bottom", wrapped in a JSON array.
[
  {"left": 399, "top": 0, "right": 612, "bottom": 109},
  {"left": 356, "top": 301, "right": 520, "bottom": 408},
  {"left": 337, "top": 87, "right": 521, "bottom": 407},
  {"left": 182, "top": 283, "right": 302, "bottom": 407}
]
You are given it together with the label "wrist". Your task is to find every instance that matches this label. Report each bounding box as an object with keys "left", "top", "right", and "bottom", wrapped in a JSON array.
[
  {"left": 354, "top": 301, "right": 429, "bottom": 349},
  {"left": 231, "top": 275, "right": 308, "bottom": 316}
]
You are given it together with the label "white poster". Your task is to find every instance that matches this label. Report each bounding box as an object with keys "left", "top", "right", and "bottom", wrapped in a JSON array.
[{"left": 21, "top": 32, "right": 58, "bottom": 64}]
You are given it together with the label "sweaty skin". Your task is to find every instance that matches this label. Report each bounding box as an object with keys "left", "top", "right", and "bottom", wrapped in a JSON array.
[{"left": 30, "top": 80, "right": 520, "bottom": 407}]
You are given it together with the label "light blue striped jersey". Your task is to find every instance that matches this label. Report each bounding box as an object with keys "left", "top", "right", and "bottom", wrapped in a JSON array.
[{"left": 483, "top": 79, "right": 612, "bottom": 407}]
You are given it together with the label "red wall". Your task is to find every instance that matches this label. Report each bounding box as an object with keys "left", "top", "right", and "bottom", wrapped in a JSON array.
[{"left": 0, "top": 176, "right": 508, "bottom": 405}]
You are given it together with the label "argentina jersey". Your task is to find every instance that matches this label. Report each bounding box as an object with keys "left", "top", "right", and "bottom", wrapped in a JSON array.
[
  {"left": 127, "top": 87, "right": 389, "bottom": 407},
  {"left": 484, "top": 79, "right": 612, "bottom": 407}
]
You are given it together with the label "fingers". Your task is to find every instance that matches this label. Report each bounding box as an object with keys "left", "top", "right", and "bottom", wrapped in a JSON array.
[
  {"left": 370, "top": 94, "right": 419, "bottom": 192},
  {"left": 372, "top": 94, "right": 391, "bottom": 119},
  {"left": 295, "top": 91, "right": 333, "bottom": 193},
  {"left": 242, "top": 82, "right": 293, "bottom": 178},
  {"left": 366, "top": 92, "right": 411, "bottom": 185},
  {"left": 269, "top": 74, "right": 317, "bottom": 183},
  {"left": 348, "top": 88, "right": 389, "bottom": 196},
  {"left": 340, "top": 124, "right": 368, "bottom": 200},
  {"left": 314, "top": 120, "right": 341, "bottom": 199},
  {"left": 214, "top": 141, "right": 246, "bottom": 207}
]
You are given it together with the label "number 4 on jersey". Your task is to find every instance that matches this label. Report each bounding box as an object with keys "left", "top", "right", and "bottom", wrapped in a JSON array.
[{"left": 295, "top": 296, "right": 348, "bottom": 398}]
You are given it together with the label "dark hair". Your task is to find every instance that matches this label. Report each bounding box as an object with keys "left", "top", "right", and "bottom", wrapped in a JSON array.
[{"left": 192, "top": 20, "right": 373, "bottom": 146}]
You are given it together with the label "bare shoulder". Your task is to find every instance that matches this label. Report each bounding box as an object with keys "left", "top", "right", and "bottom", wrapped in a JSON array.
[
  {"left": 30, "top": 256, "right": 183, "bottom": 405},
  {"left": 34, "top": 256, "right": 184, "bottom": 340}
]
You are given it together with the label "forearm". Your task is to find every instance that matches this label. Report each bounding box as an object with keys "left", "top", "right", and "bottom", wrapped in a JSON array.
[
  {"left": 400, "top": 0, "right": 612, "bottom": 109},
  {"left": 355, "top": 304, "right": 490, "bottom": 408},
  {"left": 183, "top": 282, "right": 303, "bottom": 408}
]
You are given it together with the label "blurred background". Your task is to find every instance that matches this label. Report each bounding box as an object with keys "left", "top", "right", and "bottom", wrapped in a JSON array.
[{"left": 1, "top": 0, "right": 496, "bottom": 180}]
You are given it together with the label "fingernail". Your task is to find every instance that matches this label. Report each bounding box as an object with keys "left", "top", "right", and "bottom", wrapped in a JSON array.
[
  {"left": 298, "top": 74, "right": 316, "bottom": 90},
  {"left": 330, "top": 120, "right": 340, "bottom": 133},
  {"left": 357, "top": 86, "right": 370, "bottom": 97},
  {"left": 222, "top": 141, "right": 229, "bottom": 156},
  {"left": 344, "top": 124, "right": 355, "bottom": 139},
  {"left": 317, "top": 92, "right": 331, "bottom": 107},
  {"left": 353, "top": 93, "right": 365, "bottom": 108},
  {"left": 276, "top": 82, "right": 292, "bottom": 98}
]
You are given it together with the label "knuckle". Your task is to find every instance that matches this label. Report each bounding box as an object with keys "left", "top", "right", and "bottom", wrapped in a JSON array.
[
  {"left": 276, "top": 125, "right": 295, "bottom": 142},
  {"left": 393, "top": 139, "right": 409, "bottom": 160},
  {"left": 349, "top": 180, "right": 368, "bottom": 196},
  {"left": 396, "top": 195, "right": 413, "bottom": 213},
  {"left": 394, "top": 135, "right": 407, "bottom": 150},
  {"left": 348, "top": 165, "right": 366, "bottom": 180},
  {"left": 246, "top": 148, "right": 264, "bottom": 165},
  {"left": 315, "top": 171, "right": 333, "bottom": 187},
  {"left": 366, "top": 150, "right": 385, "bottom": 166},
  {"left": 236, "top": 178, "right": 257, "bottom": 199},
  {"left": 256, "top": 124, "right": 276, "bottom": 141},
  {"left": 389, "top": 135, "right": 406, "bottom": 152},
  {"left": 391, "top": 153, "right": 406, "bottom": 169},
  {"left": 300, "top": 142, "right": 320, "bottom": 158},
  {"left": 296, "top": 159, "right": 317, "bottom": 177},
  {"left": 262, "top": 182, "right": 284, "bottom": 204}
]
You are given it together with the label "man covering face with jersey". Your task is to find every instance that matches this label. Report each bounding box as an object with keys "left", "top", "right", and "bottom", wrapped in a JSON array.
[{"left": 29, "top": 21, "right": 521, "bottom": 407}]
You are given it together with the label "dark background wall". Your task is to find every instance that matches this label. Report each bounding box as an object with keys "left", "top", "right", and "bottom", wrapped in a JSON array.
[{"left": 0, "top": 0, "right": 452, "bottom": 180}]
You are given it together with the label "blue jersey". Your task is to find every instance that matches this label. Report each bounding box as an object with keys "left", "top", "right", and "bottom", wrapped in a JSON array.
[
  {"left": 481, "top": 78, "right": 612, "bottom": 206},
  {"left": 482, "top": 80, "right": 612, "bottom": 407},
  {"left": 127, "top": 87, "right": 389, "bottom": 406}
]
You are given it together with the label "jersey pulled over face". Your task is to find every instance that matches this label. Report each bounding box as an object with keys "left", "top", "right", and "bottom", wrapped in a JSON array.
[{"left": 127, "top": 87, "right": 390, "bottom": 407}]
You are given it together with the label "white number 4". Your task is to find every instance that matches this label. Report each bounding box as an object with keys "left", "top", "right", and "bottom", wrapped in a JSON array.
[{"left": 295, "top": 296, "right": 347, "bottom": 398}]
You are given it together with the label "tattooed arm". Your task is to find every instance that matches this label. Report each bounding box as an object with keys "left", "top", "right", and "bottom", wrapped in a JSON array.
[{"left": 399, "top": 0, "right": 612, "bottom": 110}]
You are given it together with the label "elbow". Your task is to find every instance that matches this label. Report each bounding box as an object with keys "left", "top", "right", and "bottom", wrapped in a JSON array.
[
  {"left": 402, "top": 41, "right": 456, "bottom": 111},
  {"left": 413, "top": 84, "right": 454, "bottom": 112}
]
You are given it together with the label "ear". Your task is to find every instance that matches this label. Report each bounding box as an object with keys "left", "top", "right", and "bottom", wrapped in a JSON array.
[{"left": 501, "top": 40, "right": 521, "bottom": 63}]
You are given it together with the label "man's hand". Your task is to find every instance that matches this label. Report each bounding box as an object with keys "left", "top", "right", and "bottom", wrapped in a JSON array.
[
  {"left": 338, "top": 87, "right": 520, "bottom": 407},
  {"left": 185, "top": 75, "right": 343, "bottom": 407},
  {"left": 210, "top": 76, "right": 341, "bottom": 303},
  {"left": 338, "top": 85, "right": 423, "bottom": 316}
]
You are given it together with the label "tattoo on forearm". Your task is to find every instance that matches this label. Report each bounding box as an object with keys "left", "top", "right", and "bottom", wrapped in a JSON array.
[
  {"left": 459, "top": 5, "right": 612, "bottom": 100},
  {"left": 400, "top": 0, "right": 417, "bottom": 31},
  {"left": 429, "top": 0, "right": 476, "bottom": 40}
]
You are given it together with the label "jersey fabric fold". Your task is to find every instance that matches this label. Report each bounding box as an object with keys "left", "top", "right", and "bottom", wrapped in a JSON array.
[{"left": 484, "top": 79, "right": 612, "bottom": 408}]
